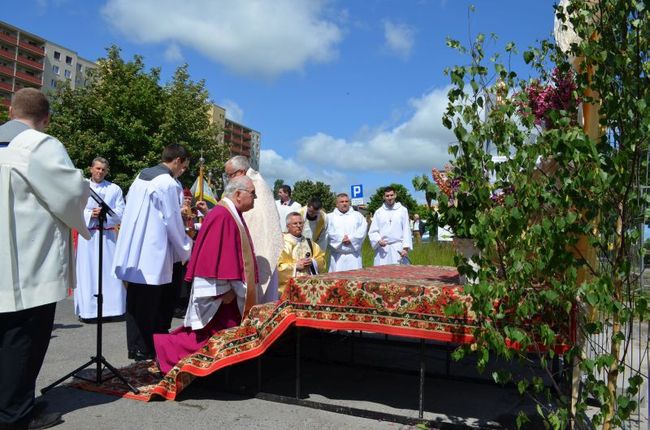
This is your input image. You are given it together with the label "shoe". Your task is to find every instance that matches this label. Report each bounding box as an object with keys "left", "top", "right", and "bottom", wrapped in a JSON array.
[
  {"left": 78, "top": 316, "right": 98, "bottom": 324},
  {"left": 130, "top": 350, "right": 154, "bottom": 362},
  {"left": 0, "top": 411, "right": 63, "bottom": 430}
]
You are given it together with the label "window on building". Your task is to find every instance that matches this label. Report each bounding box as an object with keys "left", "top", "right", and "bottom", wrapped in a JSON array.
[
  {"left": 77, "top": 64, "right": 82, "bottom": 72},
  {"left": 65, "top": 55, "right": 72, "bottom": 65},
  {"left": 53, "top": 51, "right": 60, "bottom": 61},
  {"left": 50, "top": 79, "right": 57, "bottom": 88},
  {"left": 64, "top": 69, "right": 71, "bottom": 79},
  {"left": 52, "top": 65, "right": 59, "bottom": 75}
]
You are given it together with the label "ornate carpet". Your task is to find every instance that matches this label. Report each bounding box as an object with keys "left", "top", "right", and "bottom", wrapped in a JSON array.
[{"left": 68, "top": 265, "right": 521, "bottom": 401}]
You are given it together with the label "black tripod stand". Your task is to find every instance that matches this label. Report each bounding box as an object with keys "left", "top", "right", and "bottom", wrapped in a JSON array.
[{"left": 42, "top": 188, "right": 139, "bottom": 394}]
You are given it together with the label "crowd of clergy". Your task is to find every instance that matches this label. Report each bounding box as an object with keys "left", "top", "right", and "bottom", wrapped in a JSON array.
[
  {"left": 2, "top": 88, "right": 420, "bottom": 428},
  {"left": 72, "top": 150, "right": 415, "bottom": 371}
]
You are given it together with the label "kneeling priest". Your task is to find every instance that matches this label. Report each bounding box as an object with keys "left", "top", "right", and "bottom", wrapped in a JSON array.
[{"left": 154, "top": 176, "right": 259, "bottom": 374}]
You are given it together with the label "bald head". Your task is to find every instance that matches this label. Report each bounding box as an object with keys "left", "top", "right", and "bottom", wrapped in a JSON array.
[{"left": 10, "top": 88, "right": 50, "bottom": 131}]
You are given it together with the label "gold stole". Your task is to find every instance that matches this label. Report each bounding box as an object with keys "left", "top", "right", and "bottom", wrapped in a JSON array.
[{"left": 218, "top": 201, "right": 257, "bottom": 317}]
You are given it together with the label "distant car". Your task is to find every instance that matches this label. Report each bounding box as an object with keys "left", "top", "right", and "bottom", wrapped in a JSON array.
[{"left": 422, "top": 231, "right": 430, "bottom": 242}]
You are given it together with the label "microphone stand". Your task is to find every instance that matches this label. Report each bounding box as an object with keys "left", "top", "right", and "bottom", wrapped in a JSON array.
[{"left": 42, "top": 187, "right": 139, "bottom": 394}]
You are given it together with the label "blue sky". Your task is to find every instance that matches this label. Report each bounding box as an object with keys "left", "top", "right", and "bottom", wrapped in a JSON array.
[{"left": 3, "top": 0, "right": 557, "bottom": 202}]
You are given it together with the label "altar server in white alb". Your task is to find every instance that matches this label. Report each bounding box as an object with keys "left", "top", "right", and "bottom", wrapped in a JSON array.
[
  {"left": 327, "top": 193, "right": 368, "bottom": 272},
  {"left": 112, "top": 144, "right": 192, "bottom": 361},
  {"left": 368, "top": 186, "right": 412, "bottom": 265},
  {"left": 0, "top": 88, "right": 89, "bottom": 429},
  {"left": 75, "top": 157, "right": 125, "bottom": 322},
  {"left": 275, "top": 184, "right": 301, "bottom": 233}
]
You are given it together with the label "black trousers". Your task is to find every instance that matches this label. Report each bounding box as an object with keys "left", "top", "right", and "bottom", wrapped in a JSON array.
[
  {"left": 125, "top": 276, "right": 178, "bottom": 356},
  {"left": 0, "top": 303, "right": 56, "bottom": 425}
]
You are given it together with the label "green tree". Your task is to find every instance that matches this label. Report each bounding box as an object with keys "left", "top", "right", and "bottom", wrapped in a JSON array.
[
  {"left": 0, "top": 105, "right": 8, "bottom": 124},
  {"left": 437, "top": 2, "right": 649, "bottom": 428},
  {"left": 291, "top": 179, "right": 337, "bottom": 211},
  {"left": 273, "top": 179, "right": 284, "bottom": 198},
  {"left": 47, "top": 45, "right": 228, "bottom": 190},
  {"left": 366, "top": 183, "right": 418, "bottom": 215},
  {"left": 159, "top": 64, "right": 229, "bottom": 187}
]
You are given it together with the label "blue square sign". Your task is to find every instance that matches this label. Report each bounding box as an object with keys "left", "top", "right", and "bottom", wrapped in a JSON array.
[{"left": 351, "top": 184, "right": 363, "bottom": 198}]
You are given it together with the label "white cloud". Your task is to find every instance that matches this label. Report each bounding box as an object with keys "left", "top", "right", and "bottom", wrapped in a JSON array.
[
  {"left": 163, "top": 44, "right": 184, "bottom": 62},
  {"left": 259, "top": 149, "right": 351, "bottom": 194},
  {"left": 221, "top": 99, "right": 244, "bottom": 123},
  {"left": 102, "top": 0, "right": 343, "bottom": 79},
  {"left": 383, "top": 20, "right": 415, "bottom": 60},
  {"left": 297, "top": 87, "right": 454, "bottom": 172}
]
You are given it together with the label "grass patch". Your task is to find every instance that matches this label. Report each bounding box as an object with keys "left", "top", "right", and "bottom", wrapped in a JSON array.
[
  {"left": 360, "top": 238, "right": 456, "bottom": 267},
  {"left": 323, "top": 238, "right": 456, "bottom": 271}
]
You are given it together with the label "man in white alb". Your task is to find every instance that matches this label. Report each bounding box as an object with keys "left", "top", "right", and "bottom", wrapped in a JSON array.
[
  {"left": 327, "top": 193, "right": 367, "bottom": 272},
  {"left": 112, "top": 144, "right": 192, "bottom": 361},
  {"left": 75, "top": 157, "right": 126, "bottom": 322},
  {"left": 275, "top": 184, "right": 301, "bottom": 233},
  {"left": 368, "top": 186, "right": 412, "bottom": 265}
]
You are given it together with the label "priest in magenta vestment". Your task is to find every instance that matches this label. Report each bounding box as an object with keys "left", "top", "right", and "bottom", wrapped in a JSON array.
[{"left": 154, "top": 176, "right": 259, "bottom": 374}]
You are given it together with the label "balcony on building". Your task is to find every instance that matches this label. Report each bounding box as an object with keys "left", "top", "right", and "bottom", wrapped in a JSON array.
[
  {"left": 15, "top": 69, "right": 41, "bottom": 86},
  {"left": 1, "top": 98, "right": 10, "bottom": 107},
  {"left": 18, "top": 38, "right": 45, "bottom": 57},
  {"left": 0, "top": 64, "right": 13, "bottom": 77},
  {"left": 16, "top": 53, "right": 43, "bottom": 71},
  {"left": 0, "top": 48, "right": 15, "bottom": 61},
  {"left": 0, "top": 81, "right": 12, "bottom": 92},
  {"left": 0, "top": 32, "right": 17, "bottom": 46}
]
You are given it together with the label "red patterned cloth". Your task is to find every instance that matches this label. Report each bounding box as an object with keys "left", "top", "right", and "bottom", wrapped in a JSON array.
[{"left": 70, "top": 265, "right": 571, "bottom": 402}]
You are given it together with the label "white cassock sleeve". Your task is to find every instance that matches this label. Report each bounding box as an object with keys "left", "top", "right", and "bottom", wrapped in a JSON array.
[
  {"left": 185, "top": 278, "right": 247, "bottom": 330},
  {"left": 327, "top": 217, "right": 345, "bottom": 251},
  {"left": 160, "top": 180, "right": 192, "bottom": 263},
  {"left": 368, "top": 211, "right": 382, "bottom": 250},
  {"left": 348, "top": 213, "right": 368, "bottom": 252},
  {"left": 27, "top": 135, "right": 90, "bottom": 239},
  {"left": 107, "top": 185, "right": 125, "bottom": 225}
]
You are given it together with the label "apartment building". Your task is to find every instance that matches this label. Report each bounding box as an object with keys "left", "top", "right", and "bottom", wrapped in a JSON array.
[
  {"left": 0, "top": 22, "right": 46, "bottom": 107},
  {"left": 43, "top": 41, "right": 95, "bottom": 91},
  {"left": 0, "top": 21, "right": 95, "bottom": 107},
  {"left": 210, "top": 103, "right": 261, "bottom": 170}
]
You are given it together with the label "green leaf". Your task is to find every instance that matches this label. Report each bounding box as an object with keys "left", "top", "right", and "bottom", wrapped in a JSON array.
[{"left": 523, "top": 50, "right": 534, "bottom": 64}]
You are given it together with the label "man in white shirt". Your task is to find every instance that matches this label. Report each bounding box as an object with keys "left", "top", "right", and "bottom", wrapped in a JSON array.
[
  {"left": 0, "top": 88, "right": 89, "bottom": 429},
  {"left": 368, "top": 186, "right": 412, "bottom": 265},
  {"left": 112, "top": 144, "right": 192, "bottom": 361},
  {"left": 327, "top": 193, "right": 368, "bottom": 272},
  {"left": 75, "top": 157, "right": 126, "bottom": 322},
  {"left": 275, "top": 184, "right": 301, "bottom": 233}
]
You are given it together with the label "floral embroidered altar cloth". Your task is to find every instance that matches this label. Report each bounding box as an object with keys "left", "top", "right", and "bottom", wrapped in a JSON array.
[{"left": 73, "top": 265, "right": 478, "bottom": 401}]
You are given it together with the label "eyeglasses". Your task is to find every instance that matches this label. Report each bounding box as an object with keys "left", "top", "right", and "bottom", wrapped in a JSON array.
[
  {"left": 240, "top": 189, "right": 257, "bottom": 198},
  {"left": 227, "top": 169, "right": 243, "bottom": 179}
]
